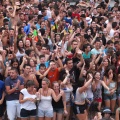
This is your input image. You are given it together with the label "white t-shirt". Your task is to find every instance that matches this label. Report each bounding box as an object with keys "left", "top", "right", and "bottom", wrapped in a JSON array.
[
  {"left": 91, "top": 48, "right": 102, "bottom": 55},
  {"left": 46, "top": 10, "right": 52, "bottom": 19},
  {"left": 109, "top": 28, "right": 115, "bottom": 37},
  {"left": 20, "top": 88, "right": 36, "bottom": 110},
  {"left": 38, "top": 9, "right": 51, "bottom": 19}
]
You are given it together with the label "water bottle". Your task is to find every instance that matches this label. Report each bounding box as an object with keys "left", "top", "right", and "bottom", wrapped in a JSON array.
[{"left": 36, "top": 92, "right": 40, "bottom": 101}]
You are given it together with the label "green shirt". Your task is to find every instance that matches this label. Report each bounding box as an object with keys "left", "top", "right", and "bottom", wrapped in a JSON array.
[{"left": 82, "top": 52, "right": 92, "bottom": 59}]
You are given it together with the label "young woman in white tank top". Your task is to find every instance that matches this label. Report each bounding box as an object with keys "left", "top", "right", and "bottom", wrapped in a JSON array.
[
  {"left": 73, "top": 74, "right": 93, "bottom": 120},
  {"left": 36, "top": 78, "right": 64, "bottom": 120},
  {"left": 14, "top": 39, "right": 25, "bottom": 61},
  {"left": 61, "top": 70, "right": 73, "bottom": 120}
]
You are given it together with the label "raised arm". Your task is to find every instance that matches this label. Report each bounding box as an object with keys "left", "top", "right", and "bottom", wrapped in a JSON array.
[
  {"left": 38, "top": 31, "right": 45, "bottom": 45},
  {"left": 37, "top": 66, "right": 51, "bottom": 79},
  {"left": 7, "top": 5, "right": 16, "bottom": 18},
  {"left": 31, "top": 74, "right": 39, "bottom": 88},
  {"left": 61, "top": 70, "right": 70, "bottom": 86},
  {"left": 100, "top": 81, "right": 109, "bottom": 91},
  {"left": 80, "top": 62, "right": 85, "bottom": 78},
  {"left": 67, "top": 32, "right": 76, "bottom": 46},
  {"left": 79, "top": 74, "right": 93, "bottom": 93}
]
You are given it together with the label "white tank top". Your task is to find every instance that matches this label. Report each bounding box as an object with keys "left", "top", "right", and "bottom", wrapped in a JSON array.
[
  {"left": 63, "top": 87, "right": 73, "bottom": 102},
  {"left": 38, "top": 95, "right": 53, "bottom": 110},
  {"left": 16, "top": 50, "right": 25, "bottom": 61},
  {"left": 86, "top": 84, "right": 93, "bottom": 99},
  {"left": 75, "top": 88, "right": 87, "bottom": 103}
]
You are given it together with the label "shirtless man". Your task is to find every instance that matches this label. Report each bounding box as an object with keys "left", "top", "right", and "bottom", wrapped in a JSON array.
[
  {"left": 20, "top": 64, "right": 39, "bottom": 88},
  {"left": 106, "top": 16, "right": 113, "bottom": 34},
  {"left": 1, "top": 29, "right": 9, "bottom": 47},
  {"left": 0, "top": 10, "right": 3, "bottom": 27},
  {"left": 114, "top": 11, "right": 120, "bottom": 23},
  {"left": 6, "top": 5, "right": 17, "bottom": 28}
]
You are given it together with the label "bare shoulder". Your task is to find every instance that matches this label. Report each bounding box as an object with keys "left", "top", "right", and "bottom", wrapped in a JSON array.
[
  {"left": 20, "top": 74, "right": 24, "bottom": 78},
  {"left": 30, "top": 74, "right": 36, "bottom": 78},
  {"left": 49, "top": 88, "right": 54, "bottom": 94}
]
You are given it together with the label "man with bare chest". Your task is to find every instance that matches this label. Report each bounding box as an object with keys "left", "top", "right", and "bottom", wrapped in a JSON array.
[
  {"left": 6, "top": 6, "right": 17, "bottom": 28},
  {"left": 20, "top": 64, "right": 39, "bottom": 88}
]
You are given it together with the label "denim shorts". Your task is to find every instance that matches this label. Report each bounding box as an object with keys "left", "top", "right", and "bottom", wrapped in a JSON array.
[
  {"left": 87, "top": 98, "right": 93, "bottom": 106},
  {"left": 53, "top": 108, "right": 64, "bottom": 114},
  {"left": 38, "top": 109, "right": 53, "bottom": 117},
  {"left": 104, "top": 93, "right": 117, "bottom": 101},
  {"left": 20, "top": 109, "right": 36, "bottom": 118}
]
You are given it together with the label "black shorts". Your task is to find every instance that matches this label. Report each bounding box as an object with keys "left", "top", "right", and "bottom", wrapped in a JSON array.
[
  {"left": 53, "top": 108, "right": 64, "bottom": 114},
  {"left": 73, "top": 104, "right": 86, "bottom": 114},
  {"left": 0, "top": 104, "right": 3, "bottom": 117},
  {"left": 20, "top": 108, "right": 37, "bottom": 118}
]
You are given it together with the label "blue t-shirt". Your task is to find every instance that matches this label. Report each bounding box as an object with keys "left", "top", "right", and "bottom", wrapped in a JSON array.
[
  {"left": 82, "top": 52, "right": 92, "bottom": 59},
  {"left": 36, "top": 61, "right": 49, "bottom": 71},
  {"left": 64, "top": 17, "right": 72, "bottom": 25},
  {"left": 36, "top": 23, "right": 40, "bottom": 30},
  {"left": 0, "top": 80, "right": 5, "bottom": 99},
  {"left": 44, "top": 16, "right": 48, "bottom": 20},
  {"left": 5, "top": 76, "right": 24, "bottom": 101}
]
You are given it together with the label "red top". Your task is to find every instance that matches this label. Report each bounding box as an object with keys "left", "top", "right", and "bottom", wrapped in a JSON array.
[{"left": 72, "top": 13, "right": 80, "bottom": 21}]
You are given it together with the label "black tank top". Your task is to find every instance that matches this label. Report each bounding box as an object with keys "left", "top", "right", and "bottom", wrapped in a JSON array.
[{"left": 52, "top": 96, "right": 64, "bottom": 109}]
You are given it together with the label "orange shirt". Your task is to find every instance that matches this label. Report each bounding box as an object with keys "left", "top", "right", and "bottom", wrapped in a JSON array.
[{"left": 47, "top": 68, "right": 59, "bottom": 84}]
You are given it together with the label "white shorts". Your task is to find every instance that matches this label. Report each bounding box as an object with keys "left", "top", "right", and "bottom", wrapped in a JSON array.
[{"left": 6, "top": 100, "right": 21, "bottom": 120}]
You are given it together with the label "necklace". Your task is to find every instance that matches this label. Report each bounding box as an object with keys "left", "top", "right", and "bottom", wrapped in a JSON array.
[{"left": 43, "top": 89, "right": 48, "bottom": 96}]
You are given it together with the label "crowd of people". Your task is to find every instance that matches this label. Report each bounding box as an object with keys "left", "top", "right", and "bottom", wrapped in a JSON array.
[{"left": 0, "top": 0, "right": 120, "bottom": 120}]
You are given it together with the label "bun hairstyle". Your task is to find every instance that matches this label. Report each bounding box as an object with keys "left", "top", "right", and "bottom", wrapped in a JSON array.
[{"left": 42, "top": 77, "right": 50, "bottom": 85}]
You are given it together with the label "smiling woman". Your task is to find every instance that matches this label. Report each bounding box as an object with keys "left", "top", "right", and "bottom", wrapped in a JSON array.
[{"left": 37, "top": 78, "right": 63, "bottom": 120}]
